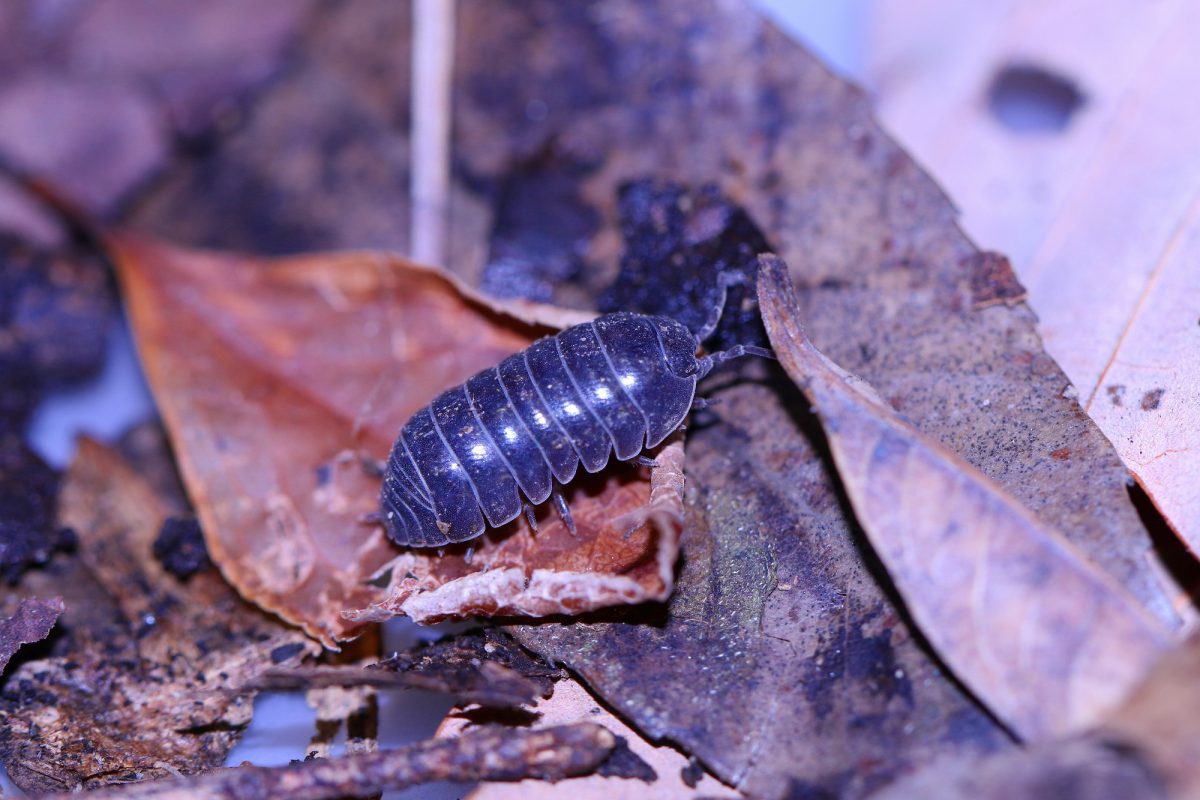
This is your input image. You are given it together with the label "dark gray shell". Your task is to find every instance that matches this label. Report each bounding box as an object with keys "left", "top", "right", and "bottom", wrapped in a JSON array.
[{"left": 379, "top": 312, "right": 697, "bottom": 547}]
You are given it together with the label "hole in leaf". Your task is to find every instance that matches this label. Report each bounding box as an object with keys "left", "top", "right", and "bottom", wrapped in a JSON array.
[{"left": 987, "top": 63, "right": 1085, "bottom": 134}]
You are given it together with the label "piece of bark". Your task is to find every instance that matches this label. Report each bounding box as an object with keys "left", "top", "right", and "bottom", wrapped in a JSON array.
[
  {"left": 108, "top": 233, "right": 682, "bottom": 645},
  {"left": 865, "top": 0, "right": 1200, "bottom": 549},
  {"left": 0, "top": 596, "right": 62, "bottom": 674},
  {"left": 38, "top": 723, "right": 616, "bottom": 800},
  {"left": 441, "top": 677, "right": 738, "bottom": 800},
  {"left": 376, "top": 628, "right": 563, "bottom": 700},
  {"left": 758, "top": 252, "right": 1171, "bottom": 738},
  {"left": 0, "top": 439, "right": 316, "bottom": 794}
]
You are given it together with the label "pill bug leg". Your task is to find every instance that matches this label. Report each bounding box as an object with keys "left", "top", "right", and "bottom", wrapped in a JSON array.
[
  {"left": 524, "top": 503, "right": 539, "bottom": 532},
  {"left": 553, "top": 491, "right": 576, "bottom": 536},
  {"left": 633, "top": 455, "right": 657, "bottom": 467}
]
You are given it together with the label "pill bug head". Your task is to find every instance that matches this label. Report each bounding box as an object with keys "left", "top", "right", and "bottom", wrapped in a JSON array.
[{"left": 647, "top": 315, "right": 701, "bottom": 377}]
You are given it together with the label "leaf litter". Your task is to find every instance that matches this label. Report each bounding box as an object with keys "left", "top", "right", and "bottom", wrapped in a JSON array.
[
  {"left": 108, "top": 233, "right": 685, "bottom": 645},
  {"left": 0, "top": 438, "right": 317, "bottom": 794},
  {"left": 0, "top": 0, "right": 1195, "bottom": 798}
]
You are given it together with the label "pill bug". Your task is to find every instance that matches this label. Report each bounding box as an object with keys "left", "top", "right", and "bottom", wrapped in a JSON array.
[{"left": 379, "top": 287, "right": 771, "bottom": 548}]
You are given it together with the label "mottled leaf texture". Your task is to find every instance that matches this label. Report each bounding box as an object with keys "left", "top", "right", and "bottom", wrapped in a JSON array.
[
  {"left": 0, "top": 439, "right": 315, "bottom": 794},
  {"left": 441, "top": 677, "right": 737, "bottom": 800},
  {"left": 0, "top": 596, "right": 62, "bottom": 673},
  {"left": 758, "top": 253, "right": 1171, "bottom": 739},
  {"left": 109, "top": 233, "right": 682, "bottom": 645},
  {"left": 867, "top": 0, "right": 1200, "bottom": 544},
  {"left": 37, "top": 723, "right": 616, "bottom": 800}
]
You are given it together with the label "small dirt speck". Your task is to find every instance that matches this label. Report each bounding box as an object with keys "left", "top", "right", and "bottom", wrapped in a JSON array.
[{"left": 1140, "top": 388, "right": 1165, "bottom": 411}]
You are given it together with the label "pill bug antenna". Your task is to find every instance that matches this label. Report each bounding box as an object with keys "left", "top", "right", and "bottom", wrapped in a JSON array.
[
  {"left": 694, "top": 270, "right": 774, "bottom": 379},
  {"left": 696, "top": 343, "right": 775, "bottom": 380}
]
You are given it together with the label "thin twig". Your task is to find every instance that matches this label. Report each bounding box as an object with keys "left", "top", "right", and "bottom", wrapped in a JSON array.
[
  {"left": 411, "top": 0, "right": 455, "bottom": 265},
  {"left": 44, "top": 723, "right": 616, "bottom": 800}
]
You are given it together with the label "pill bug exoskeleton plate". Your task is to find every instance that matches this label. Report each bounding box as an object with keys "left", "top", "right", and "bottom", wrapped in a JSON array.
[{"left": 380, "top": 298, "right": 771, "bottom": 548}]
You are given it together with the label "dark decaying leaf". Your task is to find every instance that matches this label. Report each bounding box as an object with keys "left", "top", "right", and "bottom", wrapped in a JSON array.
[
  {"left": 0, "top": 438, "right": 316, "bottom": 794},
  {"left": 757, "top": 253, "right": 1171, "bottom": 739},
  {"left": 109, "top": 233, "right": 683, "bottom": 645},
  {"left": 0, "top": 596, "right": 62, "bottom": 674},
  {"left": 40, "top": 723, "right": 617, "bottom": 800},
  {"left": 873, "top": 629, "right": 1200, "bottom": 800}
]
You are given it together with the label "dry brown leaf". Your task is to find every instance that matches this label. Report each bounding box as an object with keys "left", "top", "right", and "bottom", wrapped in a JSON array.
[
  {"left": 441, "top": 677, "right": 738, "bottom": 800},
  {"left": 758, "top": 253, "right": 1171, "bottom": 739},
  {"left": 108, "top": 232, "right": 682, "bottom": 644},
  {"left": 0, "top": 438, "right": 315, "bottom": 794},
  {"left": 0, "top": 596, "right": 62, "bottom": 674},
  {"left": 866, "top": 0, "right": 1200, "bottom": 548}
]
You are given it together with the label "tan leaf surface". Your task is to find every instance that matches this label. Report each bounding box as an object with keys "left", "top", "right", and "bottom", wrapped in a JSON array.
[
  {"left": 108, "top": 232, "right": 680, "bottom": 644},
  {"left": 439, "top": 677, "right": 737, "bottom": 800},
  {"left": 758, "top": 254, "right": 1171, "bottom": 739},
  {"left": 866, "top": 0, "right": 1200, "bottom": 545}
]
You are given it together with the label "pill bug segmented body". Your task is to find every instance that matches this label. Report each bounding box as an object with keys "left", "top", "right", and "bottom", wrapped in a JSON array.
[{"left": 380, "top": 304, "right": 769, "bottom": 548}]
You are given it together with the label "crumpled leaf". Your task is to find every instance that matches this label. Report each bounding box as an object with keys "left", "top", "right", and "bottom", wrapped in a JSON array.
[
  {"left": 108, "top": 232, "right": 683, "bottom": 644},
  {"left": 758, "top": 252, "right": 1171, "bottom": 739},
  {"left": 350, "top": 437, "right": 684, "bottom": 624},
  {"left": 0, "top": 595, "right": 62, "bottom": 674},
  {"left": 442, "top": 677, "right": 737, "bottom": 800},
  {"left": 0, "top": 438, "right": 316, "bottom": 794},
  {"left": 866, "top": 0, "right": 1200, "bottom": 544}
]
